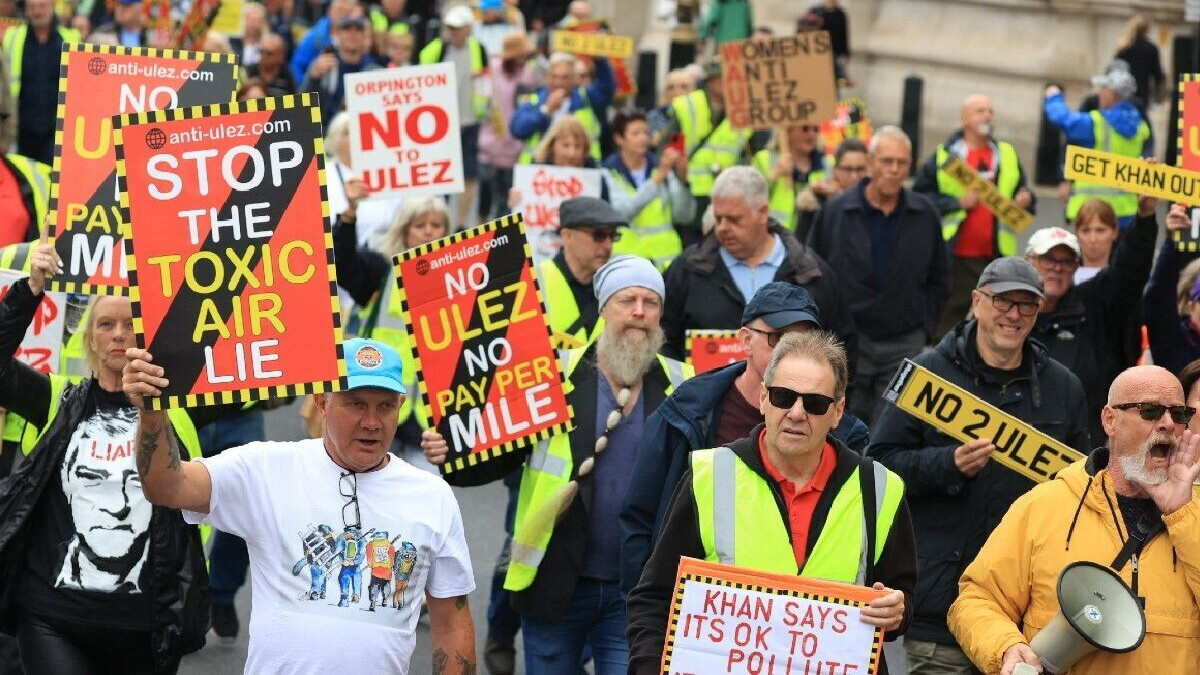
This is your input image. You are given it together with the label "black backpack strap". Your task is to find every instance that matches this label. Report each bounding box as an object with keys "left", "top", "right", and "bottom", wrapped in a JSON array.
[
  {"left": 858, "top": 453, "right": 878, "bottom": 586},
  {"left": 1111, "top": 511, "right": 1165, "bottom": 572}
]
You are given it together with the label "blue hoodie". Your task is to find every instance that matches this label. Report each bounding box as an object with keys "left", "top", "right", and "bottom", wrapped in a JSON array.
[{"left": 1043, "top": 92, "right": 1149, "bottom": 156}]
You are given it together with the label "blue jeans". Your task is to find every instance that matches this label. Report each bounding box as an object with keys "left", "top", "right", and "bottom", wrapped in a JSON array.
[
  {"left": 199, "top": 411, "right": 265, "bottom": 606},
  {"left": 521, "top": 579, "right": 628, "bottom": 675}
]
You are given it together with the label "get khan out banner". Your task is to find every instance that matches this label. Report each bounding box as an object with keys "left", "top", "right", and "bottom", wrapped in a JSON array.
[
  {"left": 345, "top": 63, "right": 464, "bottom": 200},
  {"left": 113, "top": 94, "right": 346, "bottom": 410},
  {"left": 0, "top": 269, "right": 65, "bottom": 374},
  {"left": 393, "top": 213, "right": 573, "bottom": 476},
  {"left": 48, "top": 43, "right": 239, "bottom": 296},
  {"left": 664, "top": 558, "right": 885, "bottom": 675}
]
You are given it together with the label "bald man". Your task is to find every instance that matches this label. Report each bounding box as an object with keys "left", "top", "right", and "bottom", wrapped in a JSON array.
[
  {"left": 915, "top": 94, "right": 1035, "bottom": 339},
  {"left": 949, "top": 365, "right": 1200, "bottom": 674}
]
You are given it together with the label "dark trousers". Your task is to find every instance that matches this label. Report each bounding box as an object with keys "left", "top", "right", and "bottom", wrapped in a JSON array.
[
  {"left": 17, "top": 612, "right": 174, "bottom": 675},
  {"left": 478, "top": 164, "right": 515, "bottom": 223}
]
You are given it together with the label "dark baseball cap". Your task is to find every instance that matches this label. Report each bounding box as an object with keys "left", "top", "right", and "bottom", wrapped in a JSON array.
[
  {"left": 976, "top": 256, "right": 1045, "bottom": 299},
  {"left": 741, "top": 282, "right": 822, "bottom": 329},
  {"left": 558, "top": 196, "right": 627, "bottom": 229},
  {"left": 338, "top": 15, "right": 368, "bottom": 29}
]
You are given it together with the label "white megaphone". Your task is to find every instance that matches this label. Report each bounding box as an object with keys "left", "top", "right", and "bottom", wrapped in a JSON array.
[{"left": 1022, "top": 561, "right": 1146, "bottom": 674}]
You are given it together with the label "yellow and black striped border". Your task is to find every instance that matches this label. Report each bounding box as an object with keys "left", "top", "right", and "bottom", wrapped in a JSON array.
[
  {"left": 47, "top": 42, "right": 240, "bottom": 296},
  {"left": 110, "top": 93, "right": 345, "bottom": 410},
  {"left": 392, "top": 212, "right": 575, "bottom": 474},
  {"left": 684, "top": 329, "right": 740, "bottom": 369},
  {"left": 1176, "top": 75, "right": 1200, "bottom": 253},
  {"left": 662, "top": 573, "right": 881, "bottom": 674}
]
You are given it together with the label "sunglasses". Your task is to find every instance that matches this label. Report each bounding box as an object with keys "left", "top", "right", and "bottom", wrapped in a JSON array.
[
  {"left": 765, "top": 386, "right": 837, "bottom": 415},
  {"left": 339, "top": 472, "right": 361, "bottom": 529},
  {"left": 747, "top": 326, "right": 783, "bottom": 347},
  {"left": 1111, "top": 401, "right": 1196, "bottom": 425},
  {"left": 584, "top": 229, "right": 621, "bottom": 243}
]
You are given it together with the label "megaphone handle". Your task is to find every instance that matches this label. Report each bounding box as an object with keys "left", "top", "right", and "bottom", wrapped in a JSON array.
[{"left": 1012, "top": 663, "right": 1040, "bottom": 675}]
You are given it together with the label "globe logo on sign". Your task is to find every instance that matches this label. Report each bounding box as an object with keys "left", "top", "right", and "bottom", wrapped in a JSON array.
[
  {"left": 415, "top": 259, "right": 430, "bottom": 275},
  {"left": 705, "top": 341, "right": 719, "bottom": 354},
  {"left": 145, "top": 128, "right": 167, "bottom": 149},
  {"left": 88, "top": 57, "right": 106, "bottom": 75}
]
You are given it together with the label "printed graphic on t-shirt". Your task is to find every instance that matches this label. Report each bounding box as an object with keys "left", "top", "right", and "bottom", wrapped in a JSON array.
[
  {"left": 55, "top": 406, "right": 148, "bottom": 593},
  {"left": 291, "top": 523, "right": 423, "bottom": 613}
]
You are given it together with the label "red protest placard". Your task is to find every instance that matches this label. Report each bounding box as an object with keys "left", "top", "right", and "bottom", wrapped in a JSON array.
[
  {"left": 1174, "top": 75, "right": 1200, "bottom": 252},
  {"left": 664, "top": 558, "right": 886, "bottom": 675},
  {"left": 686, "top": 329, "right": 745, "bottom": 374},
  {"left": 48, "top": 43, "right": 239, "bottom": 297},
  {"left": 393, "top": 213, "right": 573, "bottom": 475},
  {"left": 113, "top": 94, "right": 346, "bottom": 410}
]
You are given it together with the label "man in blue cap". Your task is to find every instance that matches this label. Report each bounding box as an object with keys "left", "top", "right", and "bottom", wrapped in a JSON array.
[
  {"left": 619, "top": 281, "right": 869, "bottom": 596},
  {"left": 125, "top": 338, "right": 477, "bottom": 673}
]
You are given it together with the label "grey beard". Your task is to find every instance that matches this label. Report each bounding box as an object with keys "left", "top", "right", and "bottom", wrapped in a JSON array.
[
  {"left": 1117, "top": 433, "right": 1172, "bottom": 488},
  {"left": 597, "top": 324, "right": 665, "bottom": 387}
]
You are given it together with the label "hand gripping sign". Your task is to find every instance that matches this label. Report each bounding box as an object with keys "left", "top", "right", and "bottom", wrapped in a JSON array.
[
  {"left": 664, "top": 558, "right": 886, "bottom": 675},
  {"left": 393, "top": 213, "right": 573, "bottom": 476},
  {"left": 48, "top": 43, "right": 239, "bottom": 297},
  {"left": 883, "top": 360, "right": 1084, "bottom": 484},
  {"left": 345, "top": 63, "right": 465, "bottom": 200},
  {"left": 721, "top": 33, "right": 837, "bottom": 131},
  {"left": 113, "top": 94, "right": 347, "bottom": 410},
  {"left": 1173, "top": 75, "right": 1200, "bottom": 253},
  {"left": 686, "top": 329, "right": 745, "bottom": 375}
]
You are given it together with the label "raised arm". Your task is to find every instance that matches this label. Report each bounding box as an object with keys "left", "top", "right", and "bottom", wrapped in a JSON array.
[{"left": 123, "top": 347, "right": 213, "bottom": 513}]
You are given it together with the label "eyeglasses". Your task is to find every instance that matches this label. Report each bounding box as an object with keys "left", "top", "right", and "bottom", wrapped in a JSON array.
[
  {"left": 1036, "top": 254, "right": 1079, "bottom": 271},
  {"left": 765, "top": 386, "right": 837, "bottom": 415},
  {"left": 747, "top": 326, "right": 784, "bottom": 347},
  {"left": 589, "top": 229, "right": 621, "bottom": 243},
  {"left": 977, "top": 291, "right": 1040, "bottom": 317},
  {"left": 799, "top": 125, "right": 820, "bottom": 133},
  {"left": 339, "top": 472, "right": 361, "bottom": 530},
  {"left": 1112, "top": 401, "right": 1196, "bottom": 425}
]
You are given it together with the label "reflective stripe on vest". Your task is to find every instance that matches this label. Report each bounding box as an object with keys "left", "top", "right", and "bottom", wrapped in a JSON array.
[
  {"left": 517, "top": 89, "right": 602, "bottom": 164},
  {"left": 751, "top": 149, "right": 828, "bottom": 232},
  {"left": 935, "top": 141, "right": 1021, "bottom": 257},
  {"left": 354, "top": 278, "right": 427, "bottom": 428},
  {"left": 418, "top": 37, "right": 489, "bottom": 119},
  {"left": 504, "top": 351, "right": 692, "bottom": 591},
  {"left": 536, "top": 258, "right": 599, "bottom": 348},
  {"left": 674, "top": 90, "right": 751, "bottom": 197},
  {"left": 1067, "top": 111, "right": 1149, "bottom": 220},
  {"left": 692, "top": 446, "right": 904, "bottom": 584},
  {"left": 3, "top": 25, "right": 82, "bottom": 102},
  {"left": 607, "top": 170, "right": 682, "bottom": 270}
]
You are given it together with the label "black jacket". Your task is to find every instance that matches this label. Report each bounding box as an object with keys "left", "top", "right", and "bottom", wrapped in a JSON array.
[
  {"left": 626, "top": 430, "right": 917, "bottom": 675},
  {"left": 1032, "top": 211, "right": 1156, "bottom": 444},
  {"left": 810, "top": 179, "right": 949, "bottom": 340},
  {"left": 660, "top": 219, "right": 856, "bottom": 360},
  {"left": 0, "top": 281, "right": 221, "bottom": 671},
  {"left": 867, "top": 320, "right": 1090, "bottom": 646}
]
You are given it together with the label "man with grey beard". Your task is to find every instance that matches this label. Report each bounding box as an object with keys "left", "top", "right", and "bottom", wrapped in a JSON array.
[
  {"left": 422, "top": 254, "right": 691, "bottom": 672},
  {"left": 949, "top": 364, "right": 1200, "bottom": 674}
]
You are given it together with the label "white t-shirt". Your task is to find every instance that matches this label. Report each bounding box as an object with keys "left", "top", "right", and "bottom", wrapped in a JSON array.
[{"left": 184, "top": 439, "right": 475, "bottom": 674}]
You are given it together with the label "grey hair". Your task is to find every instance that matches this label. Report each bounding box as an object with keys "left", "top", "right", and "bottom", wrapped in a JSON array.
[
  {"left": 325, "top": 111, "right": 351, "bottom": 159},
  {"left": 763, "top": 331, "right": 848, "bottom": 400},
  {"left": 868, "top": 125, "right": 912, "bottom": 155},
  {"left": 548, "top": 51, "right": 577, "bottom": 69},
  {"left": 711, "top": 166, "right": 768, "bottom": 210}
]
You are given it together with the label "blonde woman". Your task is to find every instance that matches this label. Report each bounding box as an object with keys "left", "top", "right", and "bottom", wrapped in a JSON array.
[{"left": 508, "top": 116, "right": 608, "bottom": 208}]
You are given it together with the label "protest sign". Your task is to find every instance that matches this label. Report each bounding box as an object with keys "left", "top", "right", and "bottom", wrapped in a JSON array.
[
  {"left": 721, "top": 33, "right": 837, "bottom": 130},
  {"left": 939, "top": 155, "right": 1035, "bottom": 232},
  {"left": 686, "top": 330, "right": 744, "bottom": 374},
  {"left": 551, "top": 30, "right": 634, "bottom": 59},
  {"left": 664, "top": 558, "right": 885, "bottom": 675},
  {"left": 1064, "top": 146, "right": 1200, "bottom": 208},
  {"left": 393, "top": 213, "right": 573, "bottom": 476},
  {"left": 1174, "top": 75, "right": 1200, "bottom": 253},
  {"left": 0, "top": 269, "right": 65, "bottom": 375},
  {"left": 884, "top": 359, "right": 1084, "bottom": 483},
  {"left": 818, "top": 96, "right": 872, "bottom": 157},
  {"left": 345, "top": 64, "right": 464, "bottom": 200},
  {"left": 211, "top": 0, "right": 246, "bottom": 37},
  {"left": 48, "top": 43, "right": 239, "bottom": 297},
  {"left": 113, "top": 94, "right": 346, "bottom": 410},
  {"left": 512, "top": 164, "right": 603, "bottom": 265},
  {"left": 173, "top": 0, "right": 224, "bottom": 49}
]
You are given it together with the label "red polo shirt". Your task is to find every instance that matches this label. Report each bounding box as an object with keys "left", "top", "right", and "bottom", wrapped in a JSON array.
[{"left": 757, "top": 429, "right": 838, "bottom": 568}]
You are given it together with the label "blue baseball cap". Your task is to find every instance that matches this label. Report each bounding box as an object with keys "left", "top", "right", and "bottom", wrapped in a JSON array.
[
  {"left": 741, "top": 282, "right": 822, "bottom": 329},
  {"left": 344, "top": 338, "right": 407, "bottom": 394}
]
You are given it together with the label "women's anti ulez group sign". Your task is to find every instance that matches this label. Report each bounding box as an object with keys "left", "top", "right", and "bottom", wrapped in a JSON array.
[
  {"left": 392, "top": 214, "right": 572, "bottom": 475},
  {"left": 114, "top": 94, "right": 346, "bottom": 410}
]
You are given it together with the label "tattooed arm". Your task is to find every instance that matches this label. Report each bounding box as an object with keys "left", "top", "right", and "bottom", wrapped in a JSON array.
[
  {"left": 123, "top": 346, "right": 213, "bottom": 512},
  {"left": 427, "top": 594, "right": 476, "bottom": 675}
]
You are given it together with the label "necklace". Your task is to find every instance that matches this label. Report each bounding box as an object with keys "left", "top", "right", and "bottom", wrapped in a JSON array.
[{"left": 575, "top": 384, "right": 631, "bottom": 479}]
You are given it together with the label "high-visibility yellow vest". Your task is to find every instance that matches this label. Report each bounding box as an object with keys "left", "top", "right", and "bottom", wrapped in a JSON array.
[
  {"left": 4, "top": 154, "right": 50, "bottom": 230},
  {"left": 536, "top": 257, "right": 603, "bottom": 349},
  {"left": 606, "top": 170, "right": 681, "bottom": 270},
  {"left": 352, "top": 277, "right": 428, "bottom": 429},
  {"left": 504, "top": 347, "right": 693, "bottom": 592},
  {"left": 691, "top": 446, "right": 904, "bottom": 583},
  {"left": 368, "top": 9, "right": 410, "bottom": 36},
  {"left": 751, "top": 149, "right": 829, "bottom": 232},
  {"left": 418, "top": 36, "right": 489, "bottom": 119},
  {"left": 1067, "top": 111, "right": 1150, "bottom": 221},
  {"left": 516, "top": 89, "right": 602, "bottom": 164},
  {"left": 935, "top": 141, "right": 1021, "bottom": 257},
  {"left": 1, "top": 24, "right": 82, "bottom": 102},
  {"left": 673, "top": 90, "right": 752, "bottom": 198}
]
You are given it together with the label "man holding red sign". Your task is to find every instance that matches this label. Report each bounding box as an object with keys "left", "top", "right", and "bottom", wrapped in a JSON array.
[{"left": 627, "top": 331, "right": 915, "bottom": 674}]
